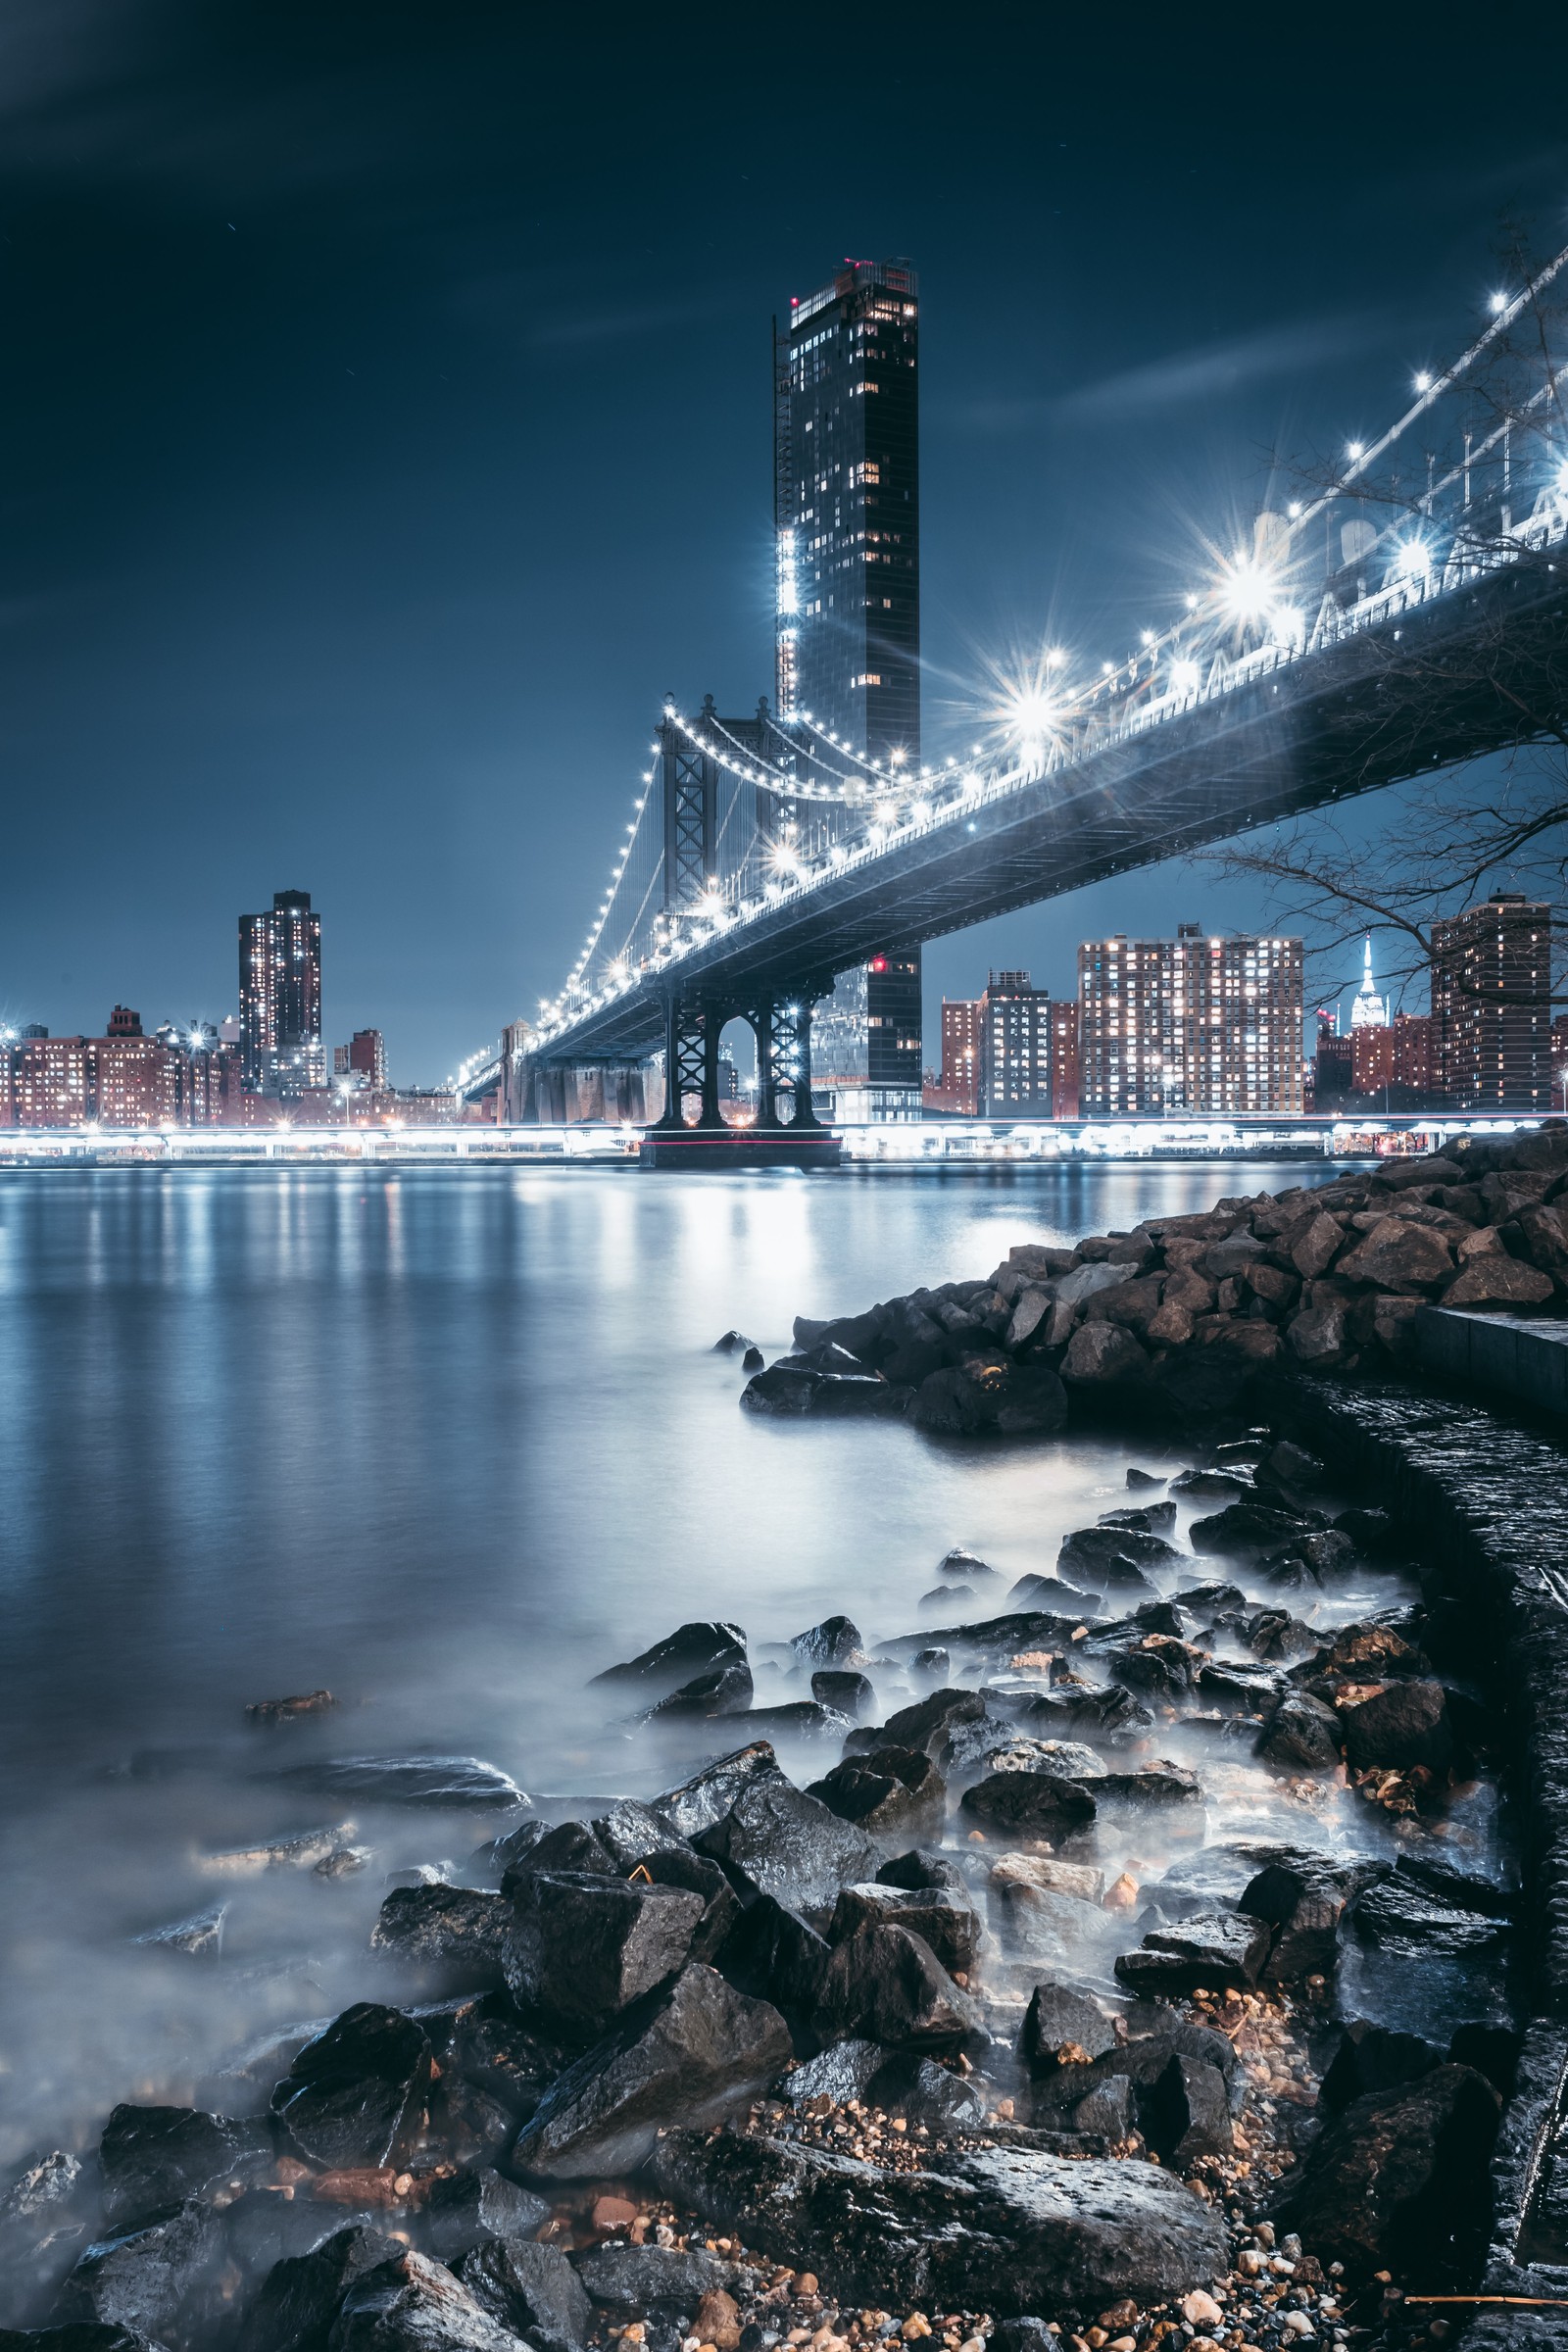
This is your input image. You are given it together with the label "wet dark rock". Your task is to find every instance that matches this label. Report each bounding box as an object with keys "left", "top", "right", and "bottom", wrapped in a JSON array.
[
  {"left": 781, "top": 2037, "right": 886, "bottom": 2107},
  {"left": 1346, "top": 1857, "right": 1513, "bottom": 1958},
  {"left": 743, "top": 1701, "right": 854, "bottom": 1742},
  {"left": 909, "top": 1647, "right": 950, "bottom": 1682},
  {"left": 634, "top": 1850, "right": 742, "bottom": 1965},
  {"left": 1239, "top": 1855, "right": 1377, "bottom": 1983},
  {"left": 1020, "top": 1982, "right": 1120, "bottom": 2077},
  {"left": 922, "top": 1583, "right": 974, "bottom": 1608},
  {"left": 739, "top": 1364, "right": 822, "bottom": 1414},
  {"left": 1096, "top": 1641, "right": 1192, "bottom": 1698},
  {"left": 1068, "top": 2076, "right": 1133, "bottom": 2141},
  {"left": 826, "top": 1883, "right": 979, "bottom": 1977},
  {"left": 236, "top": 2224, "right": 404, "bottom": 2352},
  {"left": 0, "top": 2331, "right": 159, "bottom": 2352},
  {"left": 270, "top": 2004, "right": 434, "bottom": 2170},
  {"left": 1058, "top": 1526, "right": 1180, "bottom": 1584},
  {"left": 1188, "top": 1500, "right": 1323, "bottom": 1557},
  {"left": 1091, "top": 1765, "right": 1202, "bottom": 1810},
  {"left": 1319, "top": 2021, "right": 1441, "bottom": 2114},
  {"left": 1272, "top": 2063, "right": 1500, "bottom": 2285},
  {"left": 959, "top": 1772, "right": 1096, "bottom": 1838},
  {"left": 845, "top": 1686, "right": 986, "bottom": 1761},
  {"left": 711, "top": 1895, "right": 830, "bottom": 2021},
  {"left": 275, "top": 1755, "right": 526, "bottom": 1809},
  {"left": 1004, "top": 1576, "right": 1102, "bottom": 1615},
  {"left": 866, "top": 2052, "right": 985, "bottom": 2128},
  {"left": 742, "top": 1347, "right": 763, "bottom": 1372},
  {"left": 512, "top": 1963, "right": 792, "bottom": 2179},
  {"left": 937, "top": 1546, "right": 994, "bottom": 1580},
  {"left": 1337, "top": 1677, "right": 1453, "bottom": 1774},
  {"left": 592, "top": 1623, "right": 748, "bottom": 1702},
  {"left": 97, "top": 2105, "right": 251, "bottom": 2229},
  {"left": 1036, "top": 2018, "right": 1239, "bottom": 2119},
  {"left": 1139, "top": 2053, "right": 1232, "bottom": 2165},
  {"left": 571, "top": 2243, "right": 740, "bottom": 2314},
  {"left": 694, "top": 1778, "right": 876, "bottom": 1919},
  {"left": 332, "top": 2250, "right": 530, "bottom": 2352},
  {"left": 1257, "top": 1691, "right": 1343, "bottom": 1771},
  {"left": 457, "top": 2239, "right": 591, "bottom": 2352},
  {"left": 811, "top": 1670, "right": 874, "bottom": 1719},
  {"left": 475, "top": 1820, "right": 550, "bottom": 1884},
  {"left": 1061, "top": 1323, "right": 1152, "bottom": 1387},
  {"left": 1099, "top": 1501, "right": 1178, "bottom": 1535},
  {"left": 246, "top": 1689, "right": 335, "bottom": 1728},
  {"left": 710, "top": 1331, "right": 758, "bottom": 1356},
  {"left": 644, "top": 1660, "right": 755, "bottom": 1722},
  {"left": 807, "top": 1748, "right": 946, "bottom": 1845},
  {"left": 500, "top": 1821, "right": 615, "bottom": 1897},
  {"left": 1113, "top": 1912, "right": 1269, "bottom": 1995},
  {"left": 1029, "top": 1683, "right": 1153, "bottom": 1741},
  {"left": 1195, "top": 1658, "right": 1284, "bottom": 1716},
  {"left": 588, "top": 1800, "right": 689, "bottom": 1873},
  {"left": 369, "top": 1886, "right": 512, "bottom": 1991},
  {"left": 440, "top": 1995, "right": 578, "bottom": 2122},
  {"left": 875, "top": 1849, "right": 967, "bottom": 1894},
  {"left": 652, "top": 2126, "right": 1229, "bottom": 2310},
  {"left": 1168, "top": 1468, "right": 1250, "bottom": 1499},
  {"left": 653, "top": 1742, "right": 784, "bottom": 1840},
  {"left": 420, "top": 2167, "right": 551, "bottom": 2262},
  {"left": 790, "top": 1616, "right": 863, "bottom": 1666},
  {"left": 504, "top": 1871, "right": 705, "bottom": 2033},
  {"left": 132, "top": 1907, "right": 226, "bottom": 1958},
  {"left": 814, "top": 1921, "right": 983, "bottom": 2051},
  {"left": 54, "top": 2201, "right": 221, "bottom": 2335},
  {"left": 426, "top": 2071, "right": 517, "bottom": 2167}
]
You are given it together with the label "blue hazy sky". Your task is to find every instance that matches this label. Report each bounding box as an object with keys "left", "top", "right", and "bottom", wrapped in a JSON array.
[{"left": 1, "top": 1, "right": 1564, "bottom": 1078}]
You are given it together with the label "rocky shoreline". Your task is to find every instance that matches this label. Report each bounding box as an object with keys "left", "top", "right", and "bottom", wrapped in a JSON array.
[
  {"left": 738, "top": 1127, "right": 1568, "bottom": 1434},
  {"left": 4, "top": 1145, "right": 1561, "bottom": 2352}
]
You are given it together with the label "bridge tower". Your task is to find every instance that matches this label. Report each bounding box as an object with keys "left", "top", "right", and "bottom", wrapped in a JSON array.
[{"left": 641, "top": 696, "right": 841, "bottom": 1166}]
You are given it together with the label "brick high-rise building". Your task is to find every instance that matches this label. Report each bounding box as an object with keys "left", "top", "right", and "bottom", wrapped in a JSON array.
[
  {"left": 1351, "top": 1010, "right": 1434, "bottom": 1105},
  {"left": 1079, "top": 925, "right": 1303, "bottom": 1116},
  {"left": 2, "top": 1035, "right": 89, "bottom": 1126},
  {"left": 1049, "top": 999, "right": 1080, "bottom": 1118},
  {"left": 239, "top": 888, "right": 323, "bottom": 1097},
  {"left": 89, "top": 1032, "right": 182, "bottom": 1126},
  {"left": 927, "top": 996, "right": 981, "bottom": 1115},
  {"left": 1432, "top": 892, "right": 1552, "bottom": 1111},
  {"left": 334, "top": 1028, "right": 387, "bottom": 1089},
  {"left": 776, "top": 258, "right": 922, "bottom": 1115}
]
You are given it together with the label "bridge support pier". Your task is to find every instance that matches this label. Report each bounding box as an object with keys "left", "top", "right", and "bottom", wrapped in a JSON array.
[{"left": 639, "top": 983, "right": 841, "bottom": 1169}]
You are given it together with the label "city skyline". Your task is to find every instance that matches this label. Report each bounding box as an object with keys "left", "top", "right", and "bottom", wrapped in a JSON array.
[{"left": 1, "top": 8, "right": 1563, "bottom": 1080}]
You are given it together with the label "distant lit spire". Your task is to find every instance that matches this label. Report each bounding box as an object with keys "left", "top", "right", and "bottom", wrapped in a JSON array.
[{"left": 1349, "top": 934, "right": 1387, "bottom": 1028}]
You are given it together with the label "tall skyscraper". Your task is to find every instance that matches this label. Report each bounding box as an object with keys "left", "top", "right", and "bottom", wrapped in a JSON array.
[
  {"left": 977, "top": 971, "right": 1053, "bottom": 1117},
  {"left": 239, "top": 888, "right": 323, "bottom": 1097},
  {"left": 775, "top": 257, "right": 922, "bottom": 1116},
  {"left": 1078, "top": 926, "right": 1304, "bottom": 1116},
  {"left": 1349, "top": 936, "right": 1387, "bottom": 1029},
  {"left": 1432, "top": 891, "right": 1552, "bottom": 1111}
]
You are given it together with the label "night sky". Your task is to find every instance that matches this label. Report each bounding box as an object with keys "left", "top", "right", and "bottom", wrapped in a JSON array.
[{"left": 3, "top": 2, "right": 1565, "bottom": 1081}]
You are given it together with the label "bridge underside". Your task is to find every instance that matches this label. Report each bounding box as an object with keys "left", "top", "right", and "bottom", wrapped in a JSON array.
[{"left": 532, "top": 554, "right": 1568, "bottom": 1109}]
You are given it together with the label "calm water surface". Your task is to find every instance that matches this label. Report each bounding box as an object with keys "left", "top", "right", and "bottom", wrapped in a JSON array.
[{"left": 0, "top": 1159, "right": 1353, "bottom": 2157}]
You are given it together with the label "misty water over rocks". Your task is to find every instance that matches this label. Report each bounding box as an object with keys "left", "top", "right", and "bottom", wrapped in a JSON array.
[{"left": 0, "top": 1161, "right": 1523, "bottom": 2346}]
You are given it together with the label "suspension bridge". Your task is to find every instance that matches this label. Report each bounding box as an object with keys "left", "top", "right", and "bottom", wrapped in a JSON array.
[{"left": 460, "top": 247, "right": 1568, "bottom": 1166}]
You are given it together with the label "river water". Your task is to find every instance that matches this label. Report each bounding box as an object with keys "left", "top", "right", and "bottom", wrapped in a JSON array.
[{"left": 0, "top": 1157, "right": 1378, "bottom": 2163}]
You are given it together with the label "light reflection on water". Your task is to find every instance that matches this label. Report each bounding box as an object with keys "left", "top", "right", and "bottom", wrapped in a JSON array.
[{"left": 0, "top": 1157, "right": 1376, "bottom": 2158}]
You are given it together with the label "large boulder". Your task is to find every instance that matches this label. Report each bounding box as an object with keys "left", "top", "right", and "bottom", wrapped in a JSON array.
[
  {"left": 633, "top": 1850, "right": 742, "bottom": 1965},
  {"left": 1337, "top": 1678, "right": 1453, "bottom": 1775},
  {"left": 570, "top": 2242, "right": 741, "bottom": 2314},
  {"left": 588, "top": 1799, "right": 690, "bottom": 1872},
  {"left": 1336, "top": 1217, "right": 1454, "bottom": 1293},
  {"left": 54, "top": 2202, "right": 222, "bottom": 2334},
  {"left": 1020, "top": 1981, "right": 1120, "bottom": 2077},
  {"left": 807, "top": 1749, "right": 946, "bottom": 1845},
  {"left": 591, "top": 1623, "right": 747, "bottom": 1702},
  {"left": 1239, "top": 1855, "right": 1372, "bottom": 1982},
  {"left": 457, "top": 2239, "right": 591, "bottom": 2351},
  {"left": 1113, "top": 1911, "right": 1269, "bottom": 1995},
  {"left": 1139, "top": 2053, "right": 1233, "bottom": 2166},
  {"left": 1345, "top": 1859, "right": 1512, "bottom": 1959},
  {"left": 693, "top": 1780, "right": 876, "bottom": 1920},
  {"left": 1440, "top": 1255, "right": 1555, "bottom": 1308},
  {"left": 644, "top": 1660, "right": 755, "bottom": 1721},
  {"left": 958, "top": 1772, "right": 1096, "bottom": 1838},
  {"left": 812, "top": 1922, "right": 983, "bottom": 2051},
  {"left": 1060, "top": 1325, "right": 1151, "bottom": 1387},
  {"left": 235, "top": 2223, "right": 406, "bottom": 2352},
  {"left": 1256, "top": 1691, "right": 1343, "bottom": 1772},
  {"left": 1510, "top": 1200, "right": 1568, "bottom": 1284},
  {"left": 790, "top": 1616, "right": 863, "bottom": 1666},
  {"left": 511, "top": 1965, "right": 791, "bottom": 2180},
  {"left": 653, "top": 1742, "right": 785, "bottom": 1839},
  {"left": 1291, "top": 1211, "right": 1347, "bottom": 1279},
  {"left": 847, "top": 1688, "right": 986, "bottom": 1760},
  {"left": 270, "top": 2005, "right": 433, "bottom": 2170},
  {"left": 370, "top": 1886, "right": 513, "bottom": 1991},
  {"left": 1188, "top": 1499, "right": 1322, "bottom": 1557},
  {"left": 1058, "top": 1526, "right": 1181, "bottom": 1582},
  {"left": 826, "top": 1883, "right": 979, "bottom": 1978},
  {"left": 1272, "top": 2064, "right": 1500, "bottom": 2284},
  {"left": 503, "top": 1872, "right": 704, "bottom": 2033},
  {"left": 98, "top": 2104, "right": 250, "bottom": 2228},
  {"left": 333, "top": 2250, "right": 533, "bottom": 2352},
  {"left": 711, "top": 1894, "right": 831, "bottom": 2020},
  {"left": 652, "top": 2127, "right": 1228, "bottom": 2313},
  {"left": 421, "top": 2168, "right": 551, "bottom": 2263}
]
